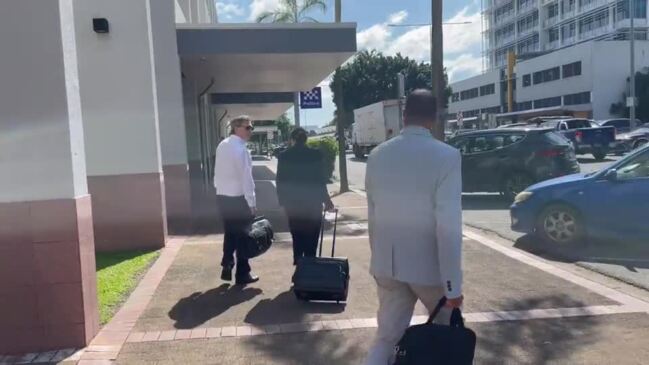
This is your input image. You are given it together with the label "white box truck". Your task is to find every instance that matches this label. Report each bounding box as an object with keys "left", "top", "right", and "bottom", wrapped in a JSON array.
[{"left": 352, "top": 99, "right": 402, "bottom": 158}]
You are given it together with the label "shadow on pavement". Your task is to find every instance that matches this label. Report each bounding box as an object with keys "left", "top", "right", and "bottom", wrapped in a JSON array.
[
  {"left": 168, "top": 284, "right": 262, "bottom": 329},
  {"left": 514, "top": 234, "right": 649, "bottom": 272},
  {"left": 252, "top": 165, "right": 276, "bottom": 180},
  {"left": 477, "top": 295, "right": 601, "bottom": 364},
  {"left": 462, "top": 194, "right": 511, "bottom": 211},
  {"left": 244, "top": 290, "right": 345, "bottom": 326}
]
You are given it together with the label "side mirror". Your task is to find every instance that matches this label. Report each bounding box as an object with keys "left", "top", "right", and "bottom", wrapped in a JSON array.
[{"left": 604, "top": 169, "right": 618, "bottom": 182}]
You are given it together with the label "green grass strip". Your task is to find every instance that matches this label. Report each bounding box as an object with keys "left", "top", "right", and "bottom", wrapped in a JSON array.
[{"left": 96, "top": 250, "right": 160, "bottom": 324}]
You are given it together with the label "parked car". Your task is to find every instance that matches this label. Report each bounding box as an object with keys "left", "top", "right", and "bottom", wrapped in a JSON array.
[
  {"left": 511, "top": 144, "right": 649, "bottom": 245},
  {"left": 613, "top": 127, "right": 649, "bottom": 153},
  {"left": 537, "top": 118, "right": 616, "bottom": 161},
  {"left": 272, "top": 144, "right": 287, "bottom": 158},
  {"left": 595, "top": 118, "right": 644, "bottom": 134},
  {"left": 497, "top": 122, "right": 530, "bottom": 129},
  {"left": 447, "top": 128, "right": 580, "bottom": 200}
]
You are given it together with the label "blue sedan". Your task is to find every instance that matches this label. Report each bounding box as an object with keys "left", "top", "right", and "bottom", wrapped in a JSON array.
[{"left": 511, "top": 145, "right": 649, "bottom": 245}]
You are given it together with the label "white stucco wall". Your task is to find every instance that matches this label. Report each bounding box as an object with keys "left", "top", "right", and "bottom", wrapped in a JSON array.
[
  {"left": 592, "top": 41, "right": 649, "bottom": 120},
  {"left": 151, "top": 0, "right": 188, "bottom": 166},
  {"left": 0, "top": 0, "right": 88, "bottom": 202},
  {"left": 73, "top": 0, "right": 163, "bottom": 176},
  {"left": 448, "top": 69, "right": 501, "bottom": 114},
  {"left": 515, "top": 42, "right": 594, "bottom": 104}
]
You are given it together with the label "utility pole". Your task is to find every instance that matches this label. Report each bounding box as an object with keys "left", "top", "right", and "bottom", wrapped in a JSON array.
[
  {"left": 431, "top": 0, "right": 445, "bottom": 141},
  {"left": 630, "top": 0, "right": 637, "bottom": 130},
  {"left": 335, "top": 0, "right": 349, "bottom": 193}
]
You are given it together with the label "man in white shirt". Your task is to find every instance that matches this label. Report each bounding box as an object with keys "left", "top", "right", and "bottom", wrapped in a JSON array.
[
  {"left": 213, "top": 115, "right": 259, "bottom": 285},
  {"left": 363, "top": 90, "right": 464, "bottom": 365}
]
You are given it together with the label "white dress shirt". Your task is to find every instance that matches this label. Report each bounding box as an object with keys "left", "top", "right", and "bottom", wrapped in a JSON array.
[
  {"left": 365, "top": 126, "right": 463, "bottom": 298},
  {"left": 213, "top": 135, "right": 256, "bottom": 208}
]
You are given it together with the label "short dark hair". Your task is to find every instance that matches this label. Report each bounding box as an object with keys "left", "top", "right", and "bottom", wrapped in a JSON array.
[
  {"left": 404, "top": 89, "right": 437, "bottom": 126},
  {"left": 290, "top": 127, "right": 308, "bottom": 145}
]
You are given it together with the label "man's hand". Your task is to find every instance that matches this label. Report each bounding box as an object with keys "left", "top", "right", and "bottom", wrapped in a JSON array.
[
  {"left": 324, "top": 200, "right": 335, "bottom": 212},
  {"left": 445, "top": 295, "right": 463, "bottom": 308}
]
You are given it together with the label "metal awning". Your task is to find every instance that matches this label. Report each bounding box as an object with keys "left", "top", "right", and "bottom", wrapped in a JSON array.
[{"left": 177, "top": 23, "right": 357, "bottom": 120}]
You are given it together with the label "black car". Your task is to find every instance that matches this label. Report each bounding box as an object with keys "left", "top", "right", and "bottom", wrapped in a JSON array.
[
  {"left": 447, "top": 128, "right": 580, "bottom": 200},
  {"left": 615, "top": 127, "right": 649, "bottom": 152}
]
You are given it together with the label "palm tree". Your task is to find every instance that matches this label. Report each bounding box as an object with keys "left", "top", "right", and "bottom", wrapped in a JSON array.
[{"left": 256, "top": 0, "right": 327, "bottom": 23}]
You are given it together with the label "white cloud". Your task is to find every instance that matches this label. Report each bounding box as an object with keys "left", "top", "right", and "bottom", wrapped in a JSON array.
[
  {"left": 445, "top": 53, "right": 483, "bottom": 82},
  {"left": 443, "top": 7, "right": 482, "bottom": 55},
  {"left": 216, "top": 2, "right": 245, "bottom": 19},
  {"left": 388, "top": 10, "right": 408, "bottom": 25},
  {"left": 249, "top": 0, "right": 281, "bottom": 21},
  {"left": 357, "top": 23, "right": 391, "bottom": 51}
]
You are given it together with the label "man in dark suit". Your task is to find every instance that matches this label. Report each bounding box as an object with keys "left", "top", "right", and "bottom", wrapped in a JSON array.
[{"left": 276, "top": 128, "right": 334, "bottom": 264}]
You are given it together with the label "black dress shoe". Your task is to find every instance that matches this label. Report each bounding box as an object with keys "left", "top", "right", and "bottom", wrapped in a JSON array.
[
  {"left": 221, "top": 267, "right": 232, "bottom": 281},
  {"left": 235, "top": 273, "right": 260, "bottom": 286}
]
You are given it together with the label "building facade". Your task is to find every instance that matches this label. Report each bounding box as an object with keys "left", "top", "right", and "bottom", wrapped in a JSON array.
[
  {"left": 449, "top": 40, "right": 649, "bottom": 123},
  {"left": 484, "top": 0, "right": 649, "bottom": 69}
]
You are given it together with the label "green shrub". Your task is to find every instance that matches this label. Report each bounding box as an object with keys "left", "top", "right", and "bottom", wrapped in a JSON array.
[{"left": 307, "top": 136, "right": 339, "bottom": 180}]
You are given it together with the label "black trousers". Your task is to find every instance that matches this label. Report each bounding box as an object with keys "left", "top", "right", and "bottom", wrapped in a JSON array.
[
  {"left": 286, "top": 206, "right": 322, "bottom": 263},
  {"left": 217, "top": 195, "right": 252, "bottom": 277}
]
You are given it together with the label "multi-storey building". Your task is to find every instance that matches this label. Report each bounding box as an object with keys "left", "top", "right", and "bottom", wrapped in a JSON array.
[{"left": 448, "top": 0, "right": 649, "bottom": 125}]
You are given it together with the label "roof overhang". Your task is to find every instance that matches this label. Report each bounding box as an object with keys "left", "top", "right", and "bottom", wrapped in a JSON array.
[{"left": 177, "top": 23, "right": 357, "bottom": 120}]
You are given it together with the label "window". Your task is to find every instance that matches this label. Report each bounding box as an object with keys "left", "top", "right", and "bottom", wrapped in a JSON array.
[
  {"left": 515, "top": 101, "right": 533, "bottom": 111},
  {"left": 616, "top": 0, "right": 648, "bottom": 20},
  {"left": 616, "top": 150, "right": 649, "bottom": 180},
  {"left": 562, "top": 61, "right": 582, "bottom": 78},
  {"left": 563, "top": 91, "right": 591, "bottom": 105},
  {"left": 518, "top": 0, "right": 535, "bottom": 11},
  {"left": 562, "top": 0, "right": 576, "bottom": 13},
  {"left": 518, "top": 34, "right": 540, "bottom": 54},
  {"left": 480, "top": 83, "right": 496, "bottom": 96},
  {"left": 548, "top": 3, "right": 559, "bottom": 19},
  {"left": 522, "top": 74, "right": 531, "bottom": 87},
  {"left": 549, "top": 28, "right": 560, "bottom": 42},
  {"left": 534, "top": 96, "right": 562, "bottom": 108},
  {"left": 517, "top": 11, "right": 539, "bottom": 34},
  {"left": 580, "top": 9, "right": 609, "bottom": 34},
  {"left": 452, "top": 92, "right": 460, "bottom": 102},
  {"left": 533, "top": 66, "right": 561, "bottom": 85},
  {"left": 566, "top": 119, "right": 593, "bottom": 129},
  {"left": 562, "top": 22, "right": 577, "bottom": 41},
  {"left": 460, "top": 88, "right": 479, "bottom": 100}
]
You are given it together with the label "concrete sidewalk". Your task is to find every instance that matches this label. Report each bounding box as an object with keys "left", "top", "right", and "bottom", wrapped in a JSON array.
[{"left": 8, "top": 160, "right": 649, "bottom": 364}]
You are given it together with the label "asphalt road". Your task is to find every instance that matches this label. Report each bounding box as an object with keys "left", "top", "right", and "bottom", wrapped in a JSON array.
[{"left": 336, "top": 152, "right": 649, "bottom": 290}]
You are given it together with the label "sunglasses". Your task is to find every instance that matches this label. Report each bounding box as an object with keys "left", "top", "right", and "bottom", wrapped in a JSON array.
[{"left": 239, "top": 125, "right": 254, "bottom": 131}]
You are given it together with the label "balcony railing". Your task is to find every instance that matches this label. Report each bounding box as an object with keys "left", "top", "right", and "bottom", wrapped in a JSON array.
[
  {"left": 561, "top": 9, "right": 576, "bottom": 20},
  {"left": 579, "top": 24, "right": 614, "bottom": 40},
  {"left": 562, "top": 36, "right": 576, "bottom": 45},
  {"left": 545, "top": 40, "right": 560, "bottom": 50},
  {"left": 579, "top": 0, "right": 610, "bottom": 14},
  {"left": 496, "top": 34, "right": 517, "bottom": 47},
  {"left": 519, "top": 25, "right": 538, "bottom": 37}
]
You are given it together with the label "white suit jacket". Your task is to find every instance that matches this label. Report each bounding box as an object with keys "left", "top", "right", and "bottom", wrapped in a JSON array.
[{"left": 365, "top": 126, "right": 463, "bottom": 298}]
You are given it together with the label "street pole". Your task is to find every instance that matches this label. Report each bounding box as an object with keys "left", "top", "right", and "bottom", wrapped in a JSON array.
[
  {"left": 630, "top": 0, "right": 637, "bottom": 130},
  {"left": 294, "top": 92, "right": 301, "bottom": 127},
  {"left": 431, "top": 0, "right": 445, "bottom": 141},
  {"left": 335, "top": 0, "right": 349, "bottom": 193}
]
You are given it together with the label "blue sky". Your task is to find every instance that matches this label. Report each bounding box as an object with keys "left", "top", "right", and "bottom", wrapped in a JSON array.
[{"left": 215, "top": 0, "right": 484, "bottom": 127}]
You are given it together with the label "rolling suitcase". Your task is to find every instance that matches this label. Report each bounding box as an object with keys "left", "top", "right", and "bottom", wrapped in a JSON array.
[{"left": 292, "top": 209, "right": 349, "bottom": 303}]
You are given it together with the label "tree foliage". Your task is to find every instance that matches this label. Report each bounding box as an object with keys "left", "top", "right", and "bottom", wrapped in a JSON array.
[
  {"left": 307, "top": 136, "right": 338, "bottom": 180},
  {"left": 255, "top": 0, "right": 327, "bottom": 23},
  {"left": 330, "top": 50, "right": 452, "bottom": 129},
  {"left": 274, "top": 113, "right": 292, "bottom": 142},
  {"left": 610, "top": 68, "right": 649, "bottom": 122}
]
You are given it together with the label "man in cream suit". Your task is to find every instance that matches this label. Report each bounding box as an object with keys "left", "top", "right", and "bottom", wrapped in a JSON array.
[{"left": 364, "top": 89, "right": 464, "bottom": 365}]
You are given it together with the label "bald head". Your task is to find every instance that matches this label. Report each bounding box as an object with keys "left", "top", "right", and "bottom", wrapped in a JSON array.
[{"left": 403, "top": 89, "right": 437, "bottom": 128}]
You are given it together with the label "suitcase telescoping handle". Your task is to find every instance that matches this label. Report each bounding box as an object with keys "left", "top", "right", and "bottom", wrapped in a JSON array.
[{"left": 318, "top": 208, "right": 339, "bottom": 258}]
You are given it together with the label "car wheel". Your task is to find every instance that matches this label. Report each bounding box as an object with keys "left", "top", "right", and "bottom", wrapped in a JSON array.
[
  {"left": 592, "top": 148, "right": 607, "bottom": 161},
  {"left": 536, "top": 204, "right": 584, "bottom": 245},
  {"left": 502, "top": 173, "right": 534, "bottom": 201},
  {"left": 633, "top": 139, "right": 648, "bottom": 150}
]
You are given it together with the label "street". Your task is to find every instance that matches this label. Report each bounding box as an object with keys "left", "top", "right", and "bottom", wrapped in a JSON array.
[{"left": 336, "top": 152, "right": 649, "bottom": 290}]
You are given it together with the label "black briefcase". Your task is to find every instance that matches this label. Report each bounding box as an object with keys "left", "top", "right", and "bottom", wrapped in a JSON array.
[
  {"left": 393, "top": 297, "right": 476, "bottom": 365},
  {"left": 243, "top": 216, "right": 274, "bottom": 259},
  {"left": 292, "top": 209, "right": 349, "bottom": 303}
]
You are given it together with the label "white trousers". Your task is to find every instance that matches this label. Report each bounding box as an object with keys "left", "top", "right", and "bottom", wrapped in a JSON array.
[{"left": 363, "top": 276, "right": 452, "bottom": 365}]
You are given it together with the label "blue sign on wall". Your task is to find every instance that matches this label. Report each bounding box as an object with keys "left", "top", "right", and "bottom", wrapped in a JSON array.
[{"left": 300, "top": 87, "right": 322, "bottom": 109}]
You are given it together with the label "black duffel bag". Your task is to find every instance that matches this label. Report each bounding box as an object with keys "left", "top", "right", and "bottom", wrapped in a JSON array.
[
  {"left": 243, "top": 216, "right": 274, "bottom": 259},
  {"left": 393, "top": 297, "right": 476, "bottom": 365}
]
